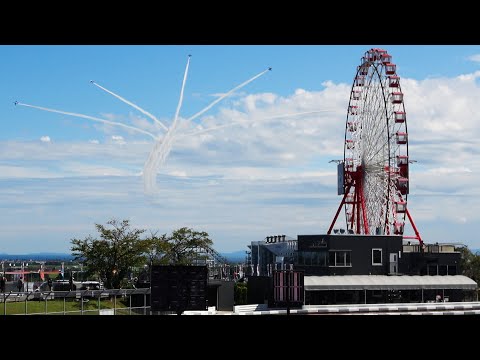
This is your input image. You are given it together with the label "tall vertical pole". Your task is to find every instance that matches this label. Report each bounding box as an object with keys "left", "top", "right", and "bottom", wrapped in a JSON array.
[
  {"left": 286, "top": 270, "right": 290, "bottom": 316},
  {"left": 258, "top": 243, "right": 260, "bottom": 276},
  {"left": 21, "top": 262, "right": 24, "bottom": 292}
]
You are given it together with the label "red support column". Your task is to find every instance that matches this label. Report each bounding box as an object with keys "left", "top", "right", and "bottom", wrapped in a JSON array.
[
  {"left": 405, "top": 208, "right": 423, "bottom": 247},
  {"left": 355, "top": 184, "right": 361, "bottom": 234},
  {"left": 350, "top": 190, "right": 356, "bottom": 230},
  {"left": 327, "top": 185, "right": 352, "bottom": 234}
]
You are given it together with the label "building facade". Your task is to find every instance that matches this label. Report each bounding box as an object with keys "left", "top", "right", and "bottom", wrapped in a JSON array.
[{"left": 246, "top": 234, "right": 477, "bottom": 305}]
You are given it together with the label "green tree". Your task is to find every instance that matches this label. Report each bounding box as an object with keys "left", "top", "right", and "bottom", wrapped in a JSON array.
[
  {"left": 144, "top": 232, "right": 170, "bottom": 265},
  {"left": 459, "top": 246, "right": 480, "bottom": 283},
  {"left": 150, "top": 227, "right": 214, "bottom": 265},
  {"left": 71, "top": 219, "right": 150, "bottom": 289}
]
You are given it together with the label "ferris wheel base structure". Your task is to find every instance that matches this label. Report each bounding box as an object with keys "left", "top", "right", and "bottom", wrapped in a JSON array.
[{"left": 327, "top": 48, "right": 423, "bottom": 247}]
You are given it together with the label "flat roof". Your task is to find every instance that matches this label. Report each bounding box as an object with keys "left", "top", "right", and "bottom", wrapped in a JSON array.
[{"left": 304, "top": 275, "right": 477, "bottom": 291}]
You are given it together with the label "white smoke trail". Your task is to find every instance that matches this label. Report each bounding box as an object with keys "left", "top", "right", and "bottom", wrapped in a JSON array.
[
  {"left": 142, "top": 64, "right": 270, "bottom": 194},
  {"left": 17, "top": 102, "right": 158, "bottom": 140},
  {"left": 91, "top": 81, "right": 169, "bottom": 132},
  {"left": 17, "top": 63, "right": 271, "bottom": 196},
  {"left": 172, "top": 55, "right": 190, "bottom": 129},
  {"left": 185, "top": 68, "right": 270, "bottom": 124},
  {"left": 176, "top": 110, "right": 333, "bottom": 139},
  {"left": 142, "top": 56, "right": 191, "bottom": 194}
]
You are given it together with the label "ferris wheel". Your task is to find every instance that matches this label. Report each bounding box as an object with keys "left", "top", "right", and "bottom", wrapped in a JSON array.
[{"left": 328, "top": 48, "right": 422, "bottom": 245}]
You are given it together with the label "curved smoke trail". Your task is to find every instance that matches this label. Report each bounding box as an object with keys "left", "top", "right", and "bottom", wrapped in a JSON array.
[
  {"left": 16, "top": 102, "right": 158, "bottom": 139},
  {"left": 143, "top": 64, "right": 270, "bottom": 195},
  {"left": 16, "top": 60, "right": 272, "bottom": 196},
  {"left": 143, "top": 56, "right": 191, "bottom": 194},
  {"left": 185, "top": 68, "right": 270, "bottom": 125},
  {"left": 90, "top": 81, "right": 169, "bottom": 131},
  {"left": 175, "top": 110, "right": 333, "bottom": 139}
]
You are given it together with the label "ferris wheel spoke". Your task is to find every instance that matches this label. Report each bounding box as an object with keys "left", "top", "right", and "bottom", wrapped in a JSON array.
[{"left": 361, "top": 89, "right": 388, "bottom": 162}]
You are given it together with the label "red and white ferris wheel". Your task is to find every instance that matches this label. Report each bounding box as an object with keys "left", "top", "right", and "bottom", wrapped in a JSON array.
[{"left": 328, "top": 48, "right": 423, "bottom": 246}]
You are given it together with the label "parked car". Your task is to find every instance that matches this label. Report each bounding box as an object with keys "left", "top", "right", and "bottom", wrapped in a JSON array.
[
  {"left": 52, "top": 280, "right": 76, "bottom": 291},
  {"left": 76, "top": 281, "right": 104, "bottom": 291},
  {"left": 75, "top": 281, "right": 108, "bottom": 299}
]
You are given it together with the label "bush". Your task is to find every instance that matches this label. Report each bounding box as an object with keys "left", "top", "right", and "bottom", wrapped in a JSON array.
[{"left": 234, "top": 282, "right": 247, "bottom": 305}]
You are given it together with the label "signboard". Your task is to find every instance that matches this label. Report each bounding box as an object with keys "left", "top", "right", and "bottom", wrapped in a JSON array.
[
  {"left": 297, "top": 235, "right": 328, "bottom": 251},
  {"left": 150, "top": 265, "right": 208, "bottom": 313},
  {"left": 337, "top": 162, "right": 345, "bottom": 195},
  {"left": 273, "top": 270, "right": 304, "bottom": 308}
]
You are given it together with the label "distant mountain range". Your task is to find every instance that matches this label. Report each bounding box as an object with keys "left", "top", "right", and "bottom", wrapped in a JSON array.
[
  {"left": 0, "top": 251, "right": 246, "bottom": 262},
  {"left": 0, "top": 253, "right": 74, "bottom": 261},
  {"left": 0, "top": 250, "right": 247, "bottom": 262},
  {"left": 220, "top": 251, "right": 247, "bottom": 263},
  {"left": 1, "top": 247, "right": 478, "bottom": 263}
]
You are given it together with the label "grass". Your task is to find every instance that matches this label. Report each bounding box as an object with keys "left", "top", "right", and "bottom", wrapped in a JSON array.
[{"left": 0, "top": 297, "right": 131, "bottom": 315}]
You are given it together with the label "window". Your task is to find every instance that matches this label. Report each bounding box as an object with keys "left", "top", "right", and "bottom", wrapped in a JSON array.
[
  {"left": 428, "top": 265, "right": 438, "bottom": 275},
  {"left": 329, "top": 250, "right": 352, "bottom": 267},
  {"left": 438, "top": 265, "right": 448, "bottom": 276},
  {"left": 372, "top": 248, "right": 382, "bottom": 266},
  {"left": 297, "top": 251, "right": 327, "bottom": 266},
  {"left": 447, "top": 265, "right": 457, "bottom": 275},
  {"left": 329, "top": 251, "right": 335, "bottom": 266}
]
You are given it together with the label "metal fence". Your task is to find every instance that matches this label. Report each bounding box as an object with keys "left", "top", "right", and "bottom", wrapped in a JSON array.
[{"left": 1, "top": 288, "right": 151, "bottom": 315}]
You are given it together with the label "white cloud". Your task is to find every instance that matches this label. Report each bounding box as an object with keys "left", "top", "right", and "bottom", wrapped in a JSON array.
[
  {"left": 40, "top": 136, "right": 51, "bottom": 143},
  {"left": 0, "top": 165, "right": 58, "bottom": 179},
  {"left": 456, "top": 216, "right": 467, "bottom": 224},
  {"left": 467, "top": 54, "right": 480, "bottom": 63},
  {"left": 89, "top": 139, "right": 99, "bottom": 144},
  {"left": 280, "top": 153, "right": 295, "bottom": 161},
  {"left": 4, "top": 68, "right": 480, "bottom": 251},
  {"left": 425, "top": 167, "right": 472, "bottom": 175},
  {"left": 168, "top": 170, "right": 187, "bottom": 177},
  {"left": 111, "top": 135, "right": 126, "bottom": 145},
  {"left": 210, "top": 91, "right": 246, "bottom": 98}
]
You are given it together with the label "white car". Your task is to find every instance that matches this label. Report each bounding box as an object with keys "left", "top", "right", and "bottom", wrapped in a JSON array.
[{"left": 76, "top": 281, "right": 104, "bottom": 291}]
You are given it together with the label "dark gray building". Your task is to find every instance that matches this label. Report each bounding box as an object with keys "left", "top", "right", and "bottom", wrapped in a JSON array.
[{"left": 246, "top": 234, "right": 477, "bottom": 305}]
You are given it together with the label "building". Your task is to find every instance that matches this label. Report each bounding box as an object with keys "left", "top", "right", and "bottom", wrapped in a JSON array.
[{"left": 246, "top": 234, "right": 477, "bottom": 305}]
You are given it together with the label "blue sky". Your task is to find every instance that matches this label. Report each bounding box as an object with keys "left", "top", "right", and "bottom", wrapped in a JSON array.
[{"left": 2, "top": 45, "right": 480, "bottom": 253}]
